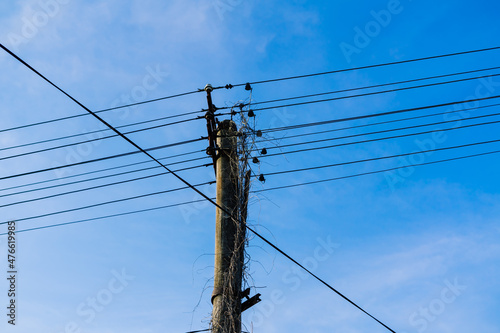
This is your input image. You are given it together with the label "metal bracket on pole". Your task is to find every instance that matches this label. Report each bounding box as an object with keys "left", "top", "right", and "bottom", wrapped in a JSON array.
[
  {"left": 204, "top": 84, "right": 218, "bottom": 175},
  {"left": 240, "top": 288, "right": 261, "bottom": 313}
]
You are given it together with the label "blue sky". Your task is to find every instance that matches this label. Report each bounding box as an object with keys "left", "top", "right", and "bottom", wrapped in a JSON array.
[{"left": 1, "top": 0, "right": 500, "bottom": 332}]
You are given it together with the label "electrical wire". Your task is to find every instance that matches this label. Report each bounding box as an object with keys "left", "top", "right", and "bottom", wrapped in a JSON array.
[
  {"left": 3, "top": 71, "right": 496, "bottom": 192},
  {"left": 262, "top": 94, "right": 500, "bottom": 134},
  {"left": 5, "top": 45, "right": 499, "bottom": 137},
  {"left": 0, "top": 181, "right": 213, "bottom": 224},
  {"left": 260, "top": 115, "right": 500, "bottom": 159},
  {"left": 96, "top": 90, "right": 203, "bottom": 113},
  {"left": 0, "top": 44, "right": 203, "bottom": 202},
  {"left": 28, "top": 100, "right": 493, "bottom": 192},
  {"left": 0, "top": 198, "right": 208, "bottom": 235},
  {"left": 0, "top": 149, "right": 206, "bottom": 193},
  {"left": 219, "top": 45, "right": 500, "bottom": 89},
  {"left": 257, "top": 102, "right": 500, "bottom": 143},
  {"left": 0, "top": 138, "right": 207, "bottom": 182},
  {"left": 5, "top": 138, "right": 499, "bottom": 333},
  {"left": 0, "top": 116, "right": 201, "bottom": 162},
  {"left": 0, "top": 163, "right": 210, "bottom": 208},
  {"left": 40, "top": 100, "right": 494, "bottom": 179},
  {"left": 70, "top": 100, "right": 500, "bottom": 171},
  {"left": 8, "top": 137, "right": 500, "bottom": 232},
  {"left": 0, "top": 113, "right": 202, "bottom": 153},
  {"left": 220, "top": 72, "right": 500, "bottom": 116},
  {"left": 216, "top": 94, "right": 500, "bottom": 150},
  {"left": 12, "top": 74, "right": 465, "bottom": 155},
  {"left": 262, "top": 137, "right": 500, "bottom": 177},
  {"left": 0, "top": 98, "right": 205, "bottom": 136},
  {"left": 244, "top": 66, "right": 500, "bottom": 108},
  {"left": 258, "top": 109, "right": 500, "bottom": 154},
  {"left": 0, "top": 43, "right": 398, "bottom": 333},
  {"left": 2, "top": 45, "right": 496, "bottom": 332},
  {"left": 0, "top": 159, "right": 210, "bottom": 199},
  {"left": 256, "top": 146, "right": 500, "bottom": 193}
]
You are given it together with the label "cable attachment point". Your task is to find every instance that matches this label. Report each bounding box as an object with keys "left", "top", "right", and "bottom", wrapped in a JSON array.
[
  {"left": 252, "top": 157, "right": 260, "bottom": 164},
  {"left": 258, "top": 174, "right": 266, "bottom": 183},
  {"left": 204, "top": 84, "right": 213, "bottom": 93},
  {"left": 248, "top": 109, "right": 255, "bottom": 117},
  {"left": 245, "top": 82, "right": 252, "bottom": 91},
  {"left": 206, "top": 146, "right": 216, "bottom": 156},
  {"left": 256, "top": 130, "right": 262, "bottom": 137},
  {"left": 260, "top": 148, "right": 267, "bottom": 155},
  {"left": 225, "top": 84, "right": 233, "bottom": 89}
]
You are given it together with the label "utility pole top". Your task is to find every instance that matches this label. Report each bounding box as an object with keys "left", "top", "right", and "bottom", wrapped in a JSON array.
[
  {"left": 218, "top": 119, "right": 237, "bottom": 131},
  {"left": 204, "top": 84, "right": 218, "bottom": 174}
]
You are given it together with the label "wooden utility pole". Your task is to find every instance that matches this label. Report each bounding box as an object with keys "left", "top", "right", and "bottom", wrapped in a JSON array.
[
  {"left": 205, "top": 85, "right": 258, "bottom": 332},
  {"left": 211, "top": 119, "right": 244, "bottom": 333}
]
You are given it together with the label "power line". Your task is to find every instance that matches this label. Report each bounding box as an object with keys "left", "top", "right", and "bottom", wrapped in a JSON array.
[
  {"left": 0, "top": 139, "right": 207, "bottom": 182},
  {"left": 235, "top": 66, "right": 500, "bottom": 109},
  {"left": 257, "top": 103, "right": 500, "bottom": 143},
  {"left": 0, "top": 181, "right": 213, "bottom": 225},
  {"left": 1, "top": 46, "right": 494, "bottom": 331},
  {"left": 222, "top": 72, "right": 500, "bottom": 115},
  {"left": 0, "top": 163, "right": 210, "bottom": 208},
  {"left": 0, "top": 99, "right": 204, "bottom": 136},
  {"left": 262, "top": 137, "right": 500, "bottom": 177},
  {"left": 0, "top": 198, "right": 208, "bottom": 235},
  {"left": 260, "top": 114, "right": 500, "bottom": 159},
  {"left": 0, "top": 159, "right": 210, "bottom": 199},
  {"left": 0, "top": 113, "right": 88, "bottom": 134},
  {"left": 11, "top": 97, "right": 492, "bottom": 215},
  {"left": 8, "top": 97, "right": 496, "bottom": 190},
  {"left": 1, "top": 44, "right": 396, "bottom": 332},
  {"left": 0, "top": 149, "right": 206, "bottom": 193},
  {"left": 221, "top": 95, "right": 500, "bottom": 148},
  {"left": 258, "top": 108, "right": 500, "bottom": 154},
  {"left": 242, "top": 226, "right": 395, "bottom": 332},
  {"left": 0, "top": 117, "right": 201, "bottom": 162},
  {"left": 219, "top": 45, "right": 500, "bottom": 89},
  {"left": 9, "top": 136, "right": 500, "bottom": 233},
  {"left": 261, "top": 94, "right": 500, "bottom": 134},
  {"left": 96, "top": 90, "right": 203, "bottom": 113},
  {"left": 0, "top": 113, "right": 201, "bottom": 153},
  {"left": 3, "top": 46, "right": 499, "bottom": 142},
  {"left": 26, "top": 97, "right": 491, "bottom": 191},
  {"left": 0, "top": 43, "right": 241, "bottom": 224},
  {"left": 50, "top": 101, "right": 495, "bottom": 177},
  {"left": 256, "top": 146, "right": 500, "bottom": 193}
]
